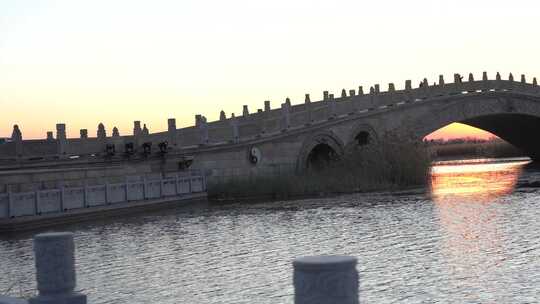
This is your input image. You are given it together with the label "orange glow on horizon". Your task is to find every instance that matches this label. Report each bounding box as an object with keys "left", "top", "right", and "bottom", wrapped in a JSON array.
[{"left": 425, "top": 122, "right": 497, "bottom": 141}]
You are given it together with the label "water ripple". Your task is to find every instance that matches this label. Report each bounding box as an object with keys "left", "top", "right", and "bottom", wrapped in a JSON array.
[{"left": 2, "top": 159, "right": 540, "bottom": 303}]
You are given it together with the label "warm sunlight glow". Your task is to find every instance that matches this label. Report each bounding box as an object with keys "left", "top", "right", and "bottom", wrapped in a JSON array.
[{"left": 425, "top": 123, "right": 497, "bottom": 141}]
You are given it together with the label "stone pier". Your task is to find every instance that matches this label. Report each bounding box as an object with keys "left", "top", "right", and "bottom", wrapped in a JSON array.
[
  {"left": 293, "top": 255, "right": 359, "bottom": 304},
  {"left": 29, "top": 232, "right": 87, "bottom": 304}
]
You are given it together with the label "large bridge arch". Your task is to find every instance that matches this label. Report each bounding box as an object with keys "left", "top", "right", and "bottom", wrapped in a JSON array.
[
  {"left": 296, "top": 131, "right": 345, "bottom": 172},
  {"left": 408, "top": 94, "right": 540, "bottom": 159}
]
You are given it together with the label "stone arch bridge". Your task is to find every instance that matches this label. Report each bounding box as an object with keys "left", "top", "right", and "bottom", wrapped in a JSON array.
[{"left": 1, "top": 72, "right": 539, "bottom": 183}]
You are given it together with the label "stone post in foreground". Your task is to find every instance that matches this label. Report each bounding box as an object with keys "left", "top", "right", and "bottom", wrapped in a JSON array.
[
  {"left": 29, "top": 232, "right": 86, "bottom": 304},
  {"left": 293, "top": 255, "right": 359, "bottom": 304}
]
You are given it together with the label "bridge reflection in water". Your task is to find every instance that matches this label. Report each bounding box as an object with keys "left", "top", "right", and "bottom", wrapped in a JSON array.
[{"left": 429, "top": 158, "right": 530, "bottom": 302}]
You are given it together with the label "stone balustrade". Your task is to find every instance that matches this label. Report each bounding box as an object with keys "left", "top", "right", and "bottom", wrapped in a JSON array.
[
  {"left": 0, "top": 232, "right": 359, "bottom": 304},
  {"left": 0, "top": 171, "right": 206, "bottom": 219},
  {"left": 1, "top": 72, "right": 539, "bottom": 161}
]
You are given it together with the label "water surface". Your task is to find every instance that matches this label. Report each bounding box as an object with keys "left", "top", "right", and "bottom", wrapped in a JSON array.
[{"left": 1, "top": 158, "right": 540, "bottom": 303}]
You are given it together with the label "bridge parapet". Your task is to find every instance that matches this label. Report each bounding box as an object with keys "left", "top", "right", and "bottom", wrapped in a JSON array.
[{"left": 2, "top": 72, "right": 539, "bottom": 163}]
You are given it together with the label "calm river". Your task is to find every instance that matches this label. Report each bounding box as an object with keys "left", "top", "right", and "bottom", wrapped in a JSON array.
[{"left": 2, "top": 158, "right": 540, "bottom": 303}]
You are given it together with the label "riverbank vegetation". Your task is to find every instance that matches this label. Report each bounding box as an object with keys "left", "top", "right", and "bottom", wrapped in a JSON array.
[
  {"left": 208, "top": 134, "right": 431, "bottom": 200},
  {"left": 427, "top": 138, "right": 525, "bottom": 160}
]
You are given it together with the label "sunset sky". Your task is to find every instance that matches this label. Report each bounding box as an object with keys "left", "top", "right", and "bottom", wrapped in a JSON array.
[{"left": 1, "top": 0, "right": 539, "bottom": 139}]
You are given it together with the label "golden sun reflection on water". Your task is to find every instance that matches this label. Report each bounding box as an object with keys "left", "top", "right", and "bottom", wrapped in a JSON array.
[
  {"left": 430, "top": 159, "right": 530, "bottom": 203},
  {"left": 429, "top": 159, "right": 531, "bottom": 298}
]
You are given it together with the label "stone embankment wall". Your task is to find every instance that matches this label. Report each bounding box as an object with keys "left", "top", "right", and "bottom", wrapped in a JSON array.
[{"left": 0, "top": 169, "right": 205, "bottom": 219}]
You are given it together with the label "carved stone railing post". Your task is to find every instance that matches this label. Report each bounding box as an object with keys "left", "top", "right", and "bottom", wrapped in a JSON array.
[
  {"left": 230, "top": 116, "right": 239, "bottom": 143},
  {"left": 11, "top": 125, "right": 23, "bottom": 159},
  {"left": 507, "top": 73, "right": 515, "bottom": 90},
  {"left": 259, "top": 111, "right": 267, "bottom": 135},
  {"left": 97, "top": 123, "right": 106, "bottom": 139},
  {"left": 386, "top": 83, "right": 396, "bottom": 104},
  {"left": 97, "top": 123, "right": 106, "bottom": 154},
  {"left": 466, "top": 73, "right": 475, "bottom": 92},
  {"left": 56, "top": 123, "right": 67, "bottom": 158},
  {"left": 495, "top": 72, "right": 502, "bottom": 90},
  {"left": 46, "top": 131, "right": 54, "bottom": 141},
  {"left": 168, "top": 118, "right": 177, "bottom": 148},
  {"left": 482, "top": 71, "right": 489, "bottom": 91},
  {"left": 293, "top": 255, "right": 358, "bottom": 304},
  {"left": 421, "top": 78, "right": 429, "bottom": 98},
  {"left": 281, "top": 100, "right": 291, "bottom": 131},
  {"left": 29, "top": 232, "right": 86, "bottom": 304},
  {"left": 452, "top": 74, "right": 462, "bottom": 94},
  {"left": 353, "top": 86, "right": 364, "bottom": 112},
  {"left": 305, "top": 94, "right": 313, "bottom": 125},
  {"left": 199, "top": 117, "right": 209, "bottom": 145},
  {"left": 328, "top": 95, "right": 336, "bottom": 119},
  {"left": 133, "top": 120, "right": 142, "bottom": 148},
  {"left": 320, "top": 90, "right": 328, "bottom": 101},
  {"left": 433, "top": 75, "right": 445, "bottom": 96},
  {"left": 404, "top": 80, "right": 412, "bottom": 101}
]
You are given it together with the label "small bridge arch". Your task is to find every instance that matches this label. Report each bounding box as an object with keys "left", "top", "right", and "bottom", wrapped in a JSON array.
[
  {"left": 296, "top": 131, "right": 345, "bottom": 172},
  {"left": 346, "top": 123, "right": 379, "bottom": 151}
]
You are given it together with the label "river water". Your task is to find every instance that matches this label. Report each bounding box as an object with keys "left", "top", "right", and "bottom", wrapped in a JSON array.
[{"left": 2, "top": 158, "right": 540, "bottom": 303}]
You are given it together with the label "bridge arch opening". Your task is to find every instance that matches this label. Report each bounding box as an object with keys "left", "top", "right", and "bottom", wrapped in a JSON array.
[
  {"left": 297, "top": 131, "right": 345, "bottom": 173},
  {"left": 347, "top": 124, "right": 378, "bottom": 152},
  {"left": 306, "top": 143, "right": 339, "bottom": 171},
  {"left": 423, "top": 119, "right": 528, "bottom": 159},
  {"left": 355, "top": 131, "right": 370, "bottom": 146}
]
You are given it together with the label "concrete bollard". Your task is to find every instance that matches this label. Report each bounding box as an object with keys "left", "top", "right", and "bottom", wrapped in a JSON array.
[
  {"left": 29, "top": 232, "right": 86, "bottom": 304},
  {"left": 293, "top": 255, "right": 359, "bottom": 304}
]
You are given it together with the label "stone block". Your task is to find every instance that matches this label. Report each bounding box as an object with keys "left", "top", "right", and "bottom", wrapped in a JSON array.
[
  {"left": 85, "top": 170, "right": 106, "bottom": 178},
  {"left": 127, "top": 183, "right": 144, "bottom": 201},
  {"left": 63, "top": 188, "right": 85, "bottom": 210},
  {"left": 126, "top": 175, "right": 143, "bottom": 183},
  {"left": 11, "top": 192, "right": 37, "bottom": 217},
  {"left": 20, "top": 183, "right": 41, "bottom": 192},
  {"left": 32, "top": 173, "right": 61, "bottom": 183},
  {"left": 190, "top": 177, "right": 204, "bottom": 192},
  {"left": 0, "top": 295, "right": 28, "bottom": 304},
  {"left": 107, "top": 184, "right": 126, "bottom": 203},
  {"left": 38, "top": 190, "right": 61, "bottom": 214},
  {"left": 0, "top": 194, "right": 9, "bottom": 218},
  {"left": 86, "top": 186, "right": 106, "bottom": 206},
  {"left": 62, "top": 171, "right": 86, "bottom": 181},
  {"left": 41, "top": 181, "right": 57, "bottom": 190},
  {"left": 293, "top": 256, "right": 358, "bottom": 304},
  {"left": 145, "top": 173, "right": 162, "bottom": 181},
  {"left": 145, "top": 181, "right": 161, "bottom": 198},
  {"left": 161, "top": 179, "right": 176, "bottom": 196},
  {"left": 177, "top": 178, "right": 191, "bottom": 194}
]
